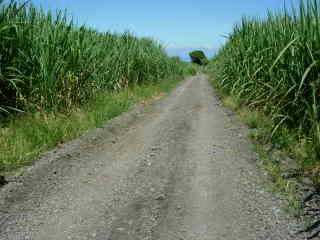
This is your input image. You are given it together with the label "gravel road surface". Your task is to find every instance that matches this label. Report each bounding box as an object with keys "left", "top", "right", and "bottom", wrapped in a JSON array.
[{"left": 0, "top": 75, "right": 304, "bottom": 240}]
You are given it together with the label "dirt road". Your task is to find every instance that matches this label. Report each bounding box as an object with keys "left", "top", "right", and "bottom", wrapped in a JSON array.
[{"left": 0, "top": 75, "right": 302, "bottom": 239}]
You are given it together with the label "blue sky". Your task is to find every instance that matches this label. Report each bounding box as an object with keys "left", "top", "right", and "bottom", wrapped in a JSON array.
[{"left": 31, "top": 0, "right": 301, "bottom": 60}]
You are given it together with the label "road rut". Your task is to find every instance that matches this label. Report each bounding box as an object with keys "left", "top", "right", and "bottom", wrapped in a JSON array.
[{"left": 0, "top": 75, "right": 302, "bottom": 239}]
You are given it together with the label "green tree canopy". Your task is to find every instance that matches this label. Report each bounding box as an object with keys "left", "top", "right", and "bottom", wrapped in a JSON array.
[{"left": 189, "top": 50, "right": 209, "bottom": 65}]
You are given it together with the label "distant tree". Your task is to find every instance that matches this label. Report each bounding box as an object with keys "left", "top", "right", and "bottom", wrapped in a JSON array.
[{"left": 189, "top": 50, "right": 209, "bottom": 65}]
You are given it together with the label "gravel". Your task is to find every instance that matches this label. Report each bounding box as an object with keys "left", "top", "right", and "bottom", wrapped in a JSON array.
[{"left": 0, "top": 75, "right": 306, "bottom": 240}]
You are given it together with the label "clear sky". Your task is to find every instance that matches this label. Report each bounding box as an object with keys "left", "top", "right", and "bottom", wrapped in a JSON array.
[{"left": 31, "top": 0, "right": 301, "bottom": 59}]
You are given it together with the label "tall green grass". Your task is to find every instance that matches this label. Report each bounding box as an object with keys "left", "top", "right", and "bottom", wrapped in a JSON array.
[
  {"left": 208, "top": 0, "right": 320, "bottom": 186},
  {"left": 0, "top": 1, "right": 194, "bottom": 173},
  {"left": 0, "top": 1, "right": 185, "bottom": 114}
]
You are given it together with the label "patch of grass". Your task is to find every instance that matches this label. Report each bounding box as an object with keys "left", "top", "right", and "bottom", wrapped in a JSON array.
[
  {"left": 0, "top": 78, "right": 182, "bottom": 174},
  {"left": 222, "top": 96, "right": 242, "bottom": 111},
  {"left": 254, "top": 143, "right": 302, "bottom": 217}
]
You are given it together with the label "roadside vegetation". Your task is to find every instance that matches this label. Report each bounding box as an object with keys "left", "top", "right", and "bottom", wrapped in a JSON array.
[
  {"left": 207, "top": 0, "right": 320, "bottom": 236},
  {"left": 0, "top": 1, "right": 195, "bottom": 174},
  {"left": 189, "top": 50, "right": 209, "bottom": 65},
  {"left": 0, "top": 79, "right": 182, "bottom": 174}
]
